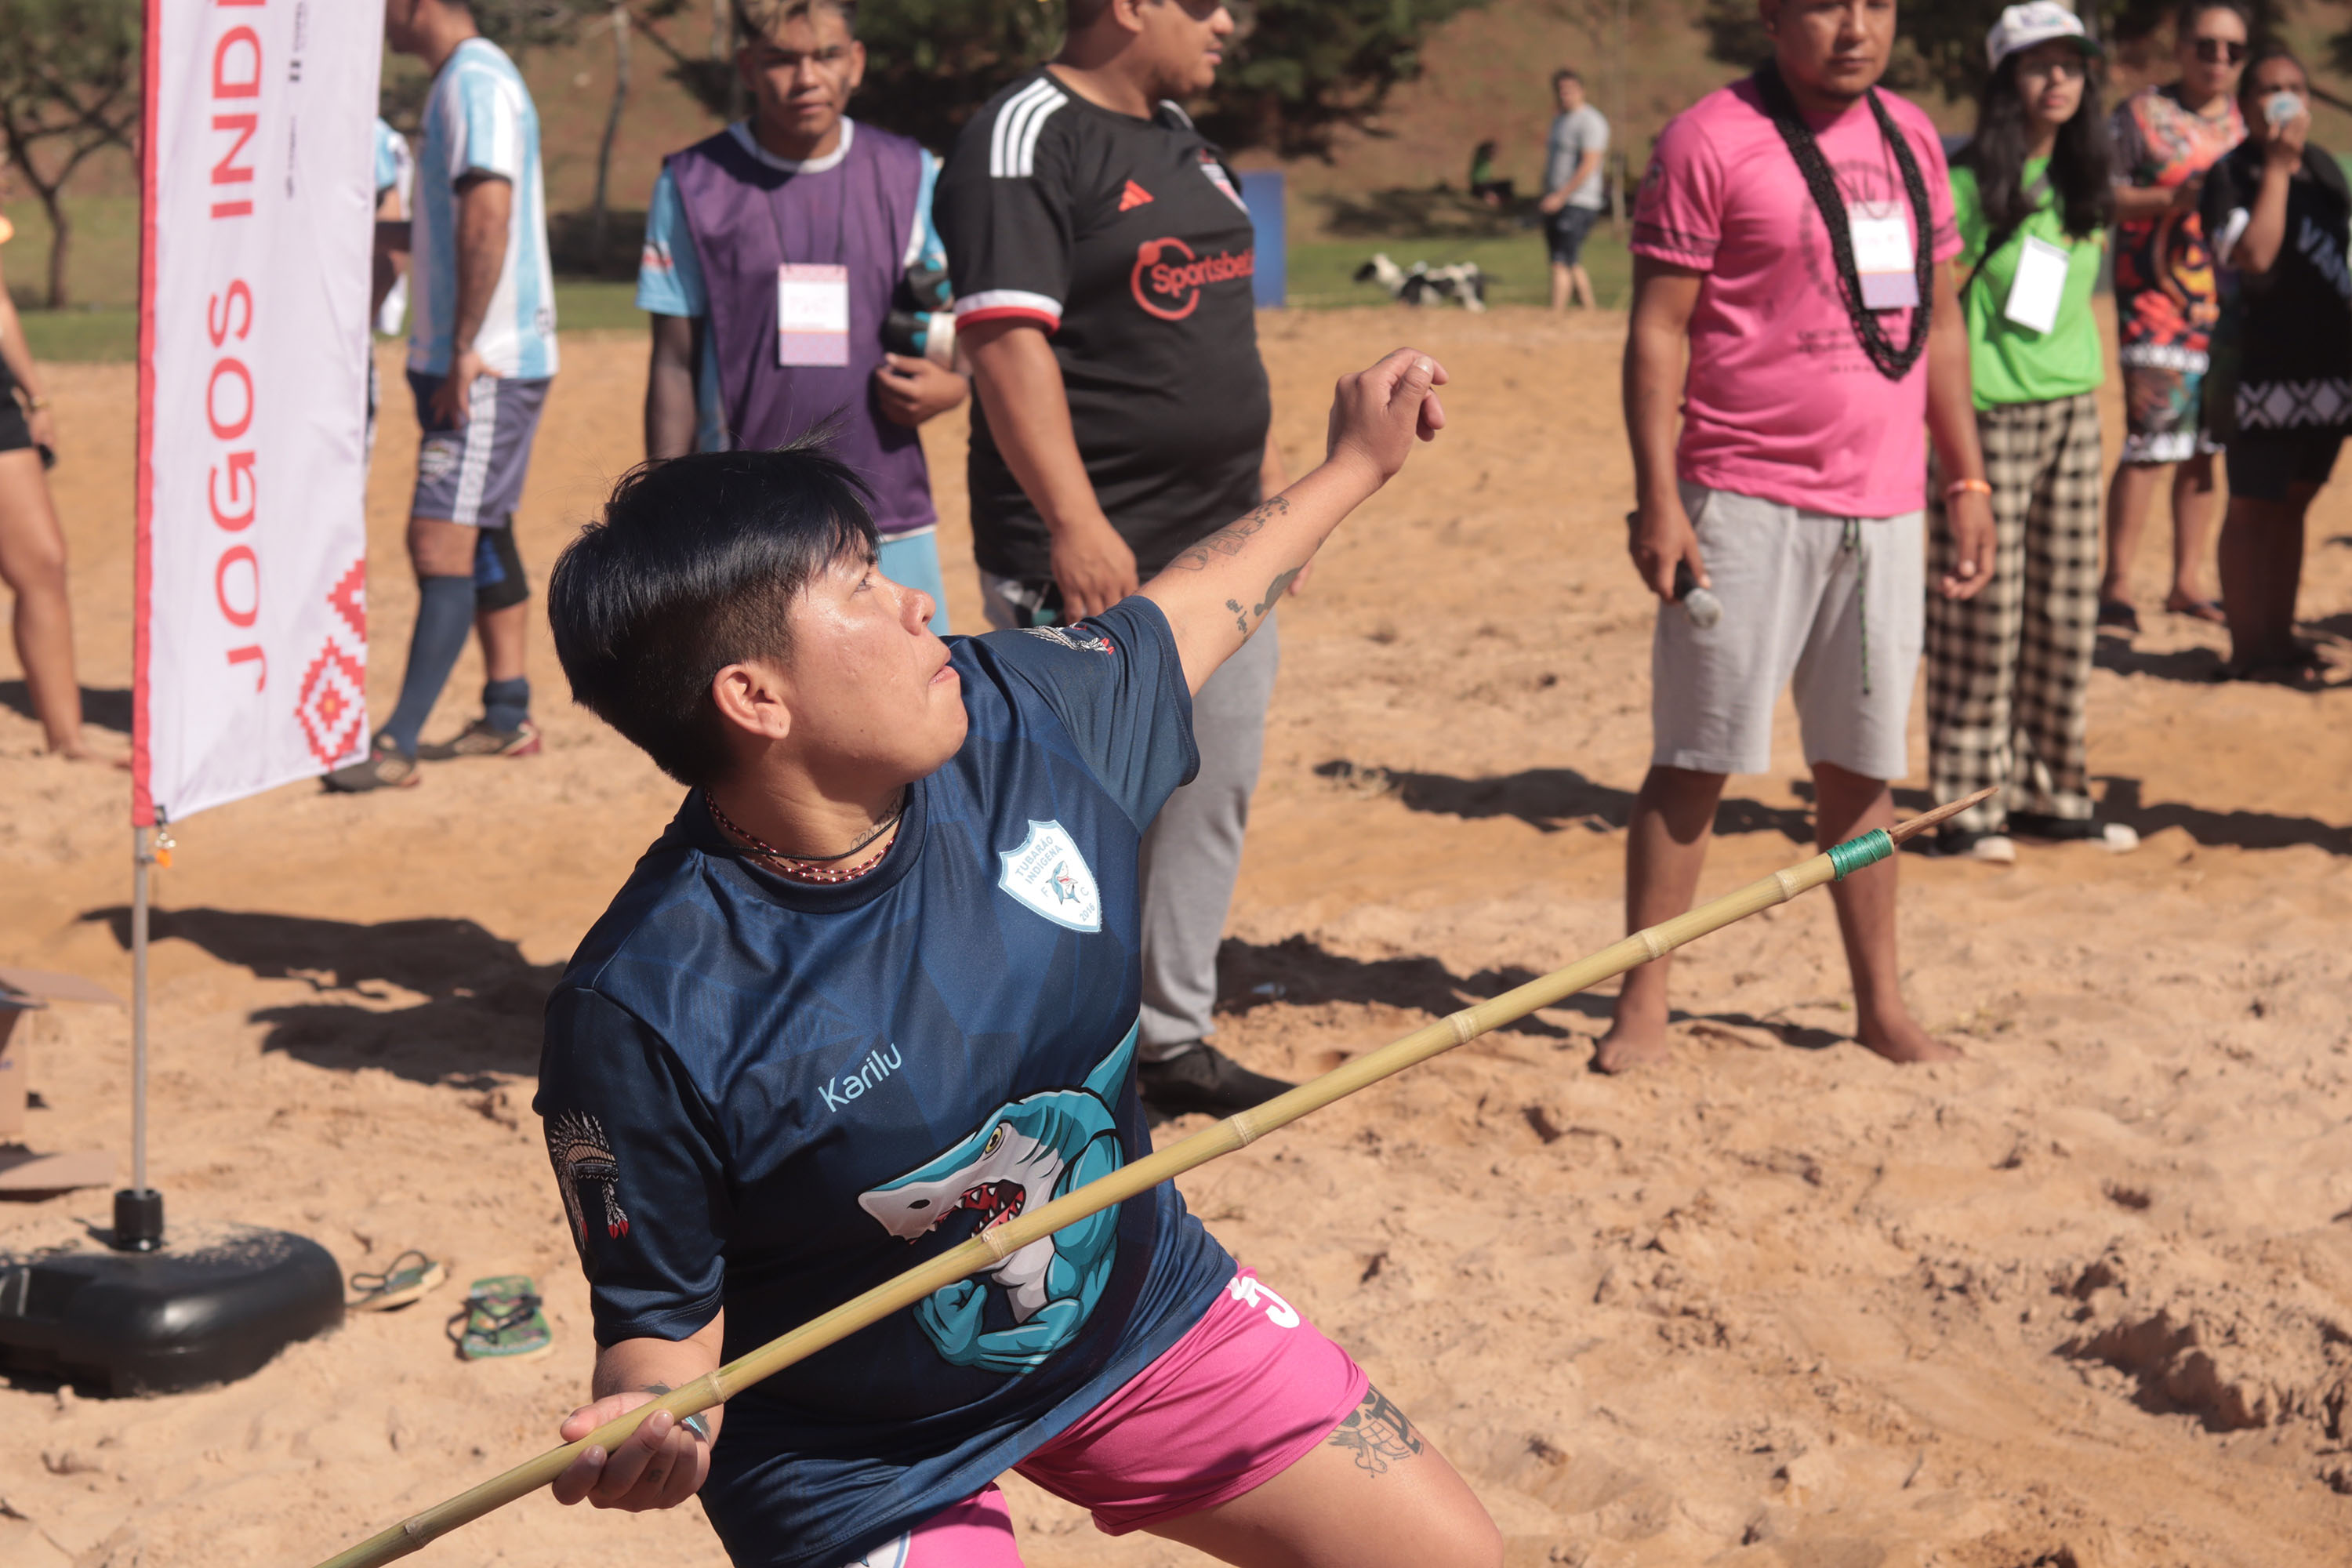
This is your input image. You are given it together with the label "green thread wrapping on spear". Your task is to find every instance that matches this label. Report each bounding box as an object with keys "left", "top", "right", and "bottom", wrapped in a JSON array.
[{"left": 1827, "top": 828, "right": 1893, "bottom": 880}]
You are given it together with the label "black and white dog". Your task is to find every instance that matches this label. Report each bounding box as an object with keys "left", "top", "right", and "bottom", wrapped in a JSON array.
[{"left": 1353, "top": 252, "right": 1489, "bottom": 312}]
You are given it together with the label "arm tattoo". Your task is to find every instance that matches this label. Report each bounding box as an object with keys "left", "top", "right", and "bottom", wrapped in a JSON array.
[
  {"left": 1252, "top": 567, "right": 1302, "bottom": 620},
  {"left": 1324, "top": 1385, "right": 1425, "bottom": 1476},
  {"left": 1170, "top": 494, "right": 1290, "bottom": 572}
]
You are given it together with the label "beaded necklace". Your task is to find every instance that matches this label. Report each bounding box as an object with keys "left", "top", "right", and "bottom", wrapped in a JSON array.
[
  {"left": 1754, "top": 62, "right": 1935, "bottom": 383},
  {"left": 707, "top": 790, "right": 905, "bottom": 885}
]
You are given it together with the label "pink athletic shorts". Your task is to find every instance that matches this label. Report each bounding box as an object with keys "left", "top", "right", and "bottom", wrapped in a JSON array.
[{"left": 836, "top": 1267, "right": 1367, "bottom": 1567}]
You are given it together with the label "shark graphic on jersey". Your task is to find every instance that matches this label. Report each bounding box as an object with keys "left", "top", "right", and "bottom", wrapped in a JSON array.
[{"left": 858, "top": 1023, "right": 1138, "bottom": 1374}]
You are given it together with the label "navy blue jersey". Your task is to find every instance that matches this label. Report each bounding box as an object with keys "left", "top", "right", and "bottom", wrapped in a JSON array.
[{"left": 534, "top": 598, "right": 1235, "bottom": 1568}]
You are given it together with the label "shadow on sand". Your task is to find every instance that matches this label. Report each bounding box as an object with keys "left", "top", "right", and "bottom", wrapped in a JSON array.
[{"left": 81, "top": 906, "right": 556, "bottom": 1086}]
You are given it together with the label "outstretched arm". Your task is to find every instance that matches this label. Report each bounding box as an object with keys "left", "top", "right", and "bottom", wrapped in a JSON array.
[{"left": 1141, "top": 349, "right": 1446, "bottom": 694}]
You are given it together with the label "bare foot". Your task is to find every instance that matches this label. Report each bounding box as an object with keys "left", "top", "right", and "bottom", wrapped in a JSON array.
[
  {"left": 1593, "top": 1015, "right": 1673, "bottom": 1073},
  {"left": 1856, "top": 1004, "right": 1962, "bottom": 1065},
  {"left": 2164, "top": 590, "right": 2226, "bottom": 625},
  {"left": 50, "top": 736, "right": 131, "bottom": 770}
]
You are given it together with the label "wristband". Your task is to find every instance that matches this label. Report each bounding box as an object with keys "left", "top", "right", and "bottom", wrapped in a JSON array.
[{"left": 1944, "top": 477, "right": 1991, "bottom": 499}]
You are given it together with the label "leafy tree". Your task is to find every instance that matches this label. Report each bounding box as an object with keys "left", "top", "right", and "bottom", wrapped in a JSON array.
[
  {"left": 1187, "top": 0, "right": 1491, "bottom": 158},
  {"left": 1697, "top": 0, "right": 2295, "bottom": 103},
  {"left": 0, "top": 0, "right": 140, "bottom": 309},
  {"left": 618, "top": 0, "right": 1490, "bottom": 157},
  {"left": 848, "top": 0, "right": 1487, "bottom": 158}
]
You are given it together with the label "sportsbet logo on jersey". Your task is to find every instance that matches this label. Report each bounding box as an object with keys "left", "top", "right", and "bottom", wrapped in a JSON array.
[{"left": 1131, "top": 237, "right": 1254, "bottom": 321}]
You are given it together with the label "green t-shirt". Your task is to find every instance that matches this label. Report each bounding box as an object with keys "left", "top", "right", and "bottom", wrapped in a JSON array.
[{"left": 1950, "top": 158, "right": 2107, "bottom": 409}]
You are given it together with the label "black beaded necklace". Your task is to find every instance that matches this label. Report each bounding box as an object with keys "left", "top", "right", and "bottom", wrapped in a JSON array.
[{"left": 1753, "top": 62, "right": 1935, "bottom": 383}]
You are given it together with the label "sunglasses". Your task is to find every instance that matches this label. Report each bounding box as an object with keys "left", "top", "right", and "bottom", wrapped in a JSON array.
[{"left": 2194, "top": 38, "right": 2249, "bottom": 64}]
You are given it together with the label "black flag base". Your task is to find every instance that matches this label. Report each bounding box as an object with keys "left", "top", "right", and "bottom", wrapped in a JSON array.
[{"left": 0, "top": 1198, "right": 342, "bottom": 1396}]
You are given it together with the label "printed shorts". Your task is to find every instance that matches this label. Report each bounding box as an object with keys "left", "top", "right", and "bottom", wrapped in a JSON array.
[
  {"left": 407, "top": 369, "right": 551, "bottom": 527},
  {"left": 2118, "top": 347, "right": 2222, "bottom": 466},
  {"left": 834, "top": 1267, "right": 1368, "bottom": 1567},
  {"left": 1652, "top": 481, "right": 1925, "bottom": 782}
]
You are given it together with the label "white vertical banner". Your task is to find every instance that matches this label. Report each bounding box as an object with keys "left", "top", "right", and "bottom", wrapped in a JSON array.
[{"left": 135, "top": 0, "right": 384, "bottom": 826}]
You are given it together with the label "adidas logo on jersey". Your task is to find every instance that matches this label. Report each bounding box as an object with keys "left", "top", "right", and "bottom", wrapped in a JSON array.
[{"left": 1118, "top": 180, "right": 1153, "bottom": 212}]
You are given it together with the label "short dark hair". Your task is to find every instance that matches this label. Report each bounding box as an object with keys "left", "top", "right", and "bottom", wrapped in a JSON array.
[
  {"left": 549, "top": 445, "right": 878, "bottom": 787},
  {"left": 2239, "top": 40, "right": 2306, "bottom": 104},
  {"left": 735, "top": 0, "right": 857, "bottom": 42},
  {"left": 1552, "top": 67, "right": 1581, "bottom": 89},
  {"left": 2176, "top": 0, "right": 2252, "bottom": 37}
]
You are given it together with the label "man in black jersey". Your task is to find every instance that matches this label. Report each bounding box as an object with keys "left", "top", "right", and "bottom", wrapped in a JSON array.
[{"left": 938, "top": 0, "right": 1292, "bottom": 1118}]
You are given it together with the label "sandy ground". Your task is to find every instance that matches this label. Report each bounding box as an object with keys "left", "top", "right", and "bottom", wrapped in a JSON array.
[{"left": 5, "top": 308, "right": 2352, "bottom": 1568}]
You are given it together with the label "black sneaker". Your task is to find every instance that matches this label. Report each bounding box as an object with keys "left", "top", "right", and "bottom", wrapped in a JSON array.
[{"left": 1137, "top": 1044, "right": 1294, "bottom": 1117}]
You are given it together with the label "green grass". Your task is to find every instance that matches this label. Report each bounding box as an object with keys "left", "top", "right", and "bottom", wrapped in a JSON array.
[
  {"left": 10, "top": 281, "right": 649, "bottom": 365},
  {"left": 553, "top": 278, "right": 647, "bottom": 332},
  {"left": 1288, "top": 226, "right": 1632, "bottom": 310},
  {"left": 20, "top": 308, "right": 137, "bottom": 363},
  {"left": 3, "top": 194, "right": 141, "bottom": 311},
  {"left": 6, "top": 219, "right": 1615, "bottom": 362}
]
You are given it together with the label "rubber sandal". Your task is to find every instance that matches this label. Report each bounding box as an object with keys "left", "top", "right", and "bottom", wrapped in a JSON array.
[
  {"left": 2166, "top": 595, "right": 2227, "bottom": 625},
  {"left": 347, "top": 1249, "right": 447, "bottom": 1312},
  {"left": 2096, "top": 599, "right": 2140, "bottom": 633},
  {"left": 451, "top": 1274, "right": 554, "bottom": 1362}
]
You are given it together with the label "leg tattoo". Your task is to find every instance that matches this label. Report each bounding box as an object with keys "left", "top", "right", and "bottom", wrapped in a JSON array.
[{"left": 1324, "top": 1385, "right": 1425, "bottom": 1476}]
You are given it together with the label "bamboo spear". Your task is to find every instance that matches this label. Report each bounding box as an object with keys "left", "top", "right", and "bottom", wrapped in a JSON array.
[{"left": 311, "top": 787, "right": 1992, "bottom": 1568}]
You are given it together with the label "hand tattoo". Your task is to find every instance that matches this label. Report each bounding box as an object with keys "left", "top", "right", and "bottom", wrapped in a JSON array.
[
  {"left": 1171, "top": 494, "right": 1290, "bottom": 572},
  {"left": 1324, "top": 1385, "right": 1425, "bottom": 1476}
]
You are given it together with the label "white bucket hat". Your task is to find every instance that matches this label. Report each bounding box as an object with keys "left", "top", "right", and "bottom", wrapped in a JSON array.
[{"left": 1986, "top": 2, "right": 2103, "bottom": 72}]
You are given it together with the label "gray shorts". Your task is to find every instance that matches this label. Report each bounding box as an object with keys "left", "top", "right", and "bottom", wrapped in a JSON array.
[
  {"left": 1651, "top": 481, "right": 1924, "bottom": 782},
  {"left": 407, "top": 369, "right": 550, "bottom": 528}
]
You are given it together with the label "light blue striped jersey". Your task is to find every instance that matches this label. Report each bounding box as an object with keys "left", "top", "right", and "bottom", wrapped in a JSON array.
[
  {"left": 637, "top": 121, "right": 943, "bottom": 453},
  {"left": 408, "top": 37, "right": 557, "bottom": 379}
]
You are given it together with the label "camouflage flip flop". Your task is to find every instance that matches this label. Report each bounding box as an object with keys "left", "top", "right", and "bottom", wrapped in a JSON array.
[
  {"left": 348, "top": 1249, "right": 446, "bottom": 1311},
  {"left": 452, "top": 1274, "right": 553, "bottom": 1362}
]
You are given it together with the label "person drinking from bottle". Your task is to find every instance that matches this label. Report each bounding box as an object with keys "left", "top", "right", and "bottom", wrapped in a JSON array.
[
  {"left": 1605, "top": 0, "right": 1995, "bottom": 1073},
  {"left": 2201, "top": 44, "right": 2352, "bottom": 684},
  {"left": 531, "top": 350, "right": 1504, "bottom": 1568},
  {"left": 1925, "top": 3, "right": 2138, "bottom": 862}
]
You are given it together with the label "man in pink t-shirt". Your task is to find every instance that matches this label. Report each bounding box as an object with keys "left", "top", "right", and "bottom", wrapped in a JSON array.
[{"left": 1600, "top": 0, "right": 1997, "bottom": 1074}]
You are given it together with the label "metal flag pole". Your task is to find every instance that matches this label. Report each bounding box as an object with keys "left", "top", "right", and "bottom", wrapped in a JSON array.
[{"left": 117, "top": 822, "right": 165, "bottom": 1250}]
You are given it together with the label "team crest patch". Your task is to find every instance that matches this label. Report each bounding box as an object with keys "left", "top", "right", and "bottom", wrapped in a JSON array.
[
  {"left": 417, "top": 435, "right": 461, "bottom": 481},
  {"left": 997, "top": 819, "right": 1102, "bottom": 933},
  {"left": 546, "top": 1109, "right": 630, "bottom": 1244}
]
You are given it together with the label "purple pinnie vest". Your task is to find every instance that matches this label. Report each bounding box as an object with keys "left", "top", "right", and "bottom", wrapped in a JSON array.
[{"left": 667, "top": 122, "right": 935, "bottom": 534}]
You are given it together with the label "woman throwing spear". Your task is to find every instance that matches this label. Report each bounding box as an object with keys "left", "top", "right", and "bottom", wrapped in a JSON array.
[{"left": 532, "top": 347, "right": 1497, "bottom": 1568}]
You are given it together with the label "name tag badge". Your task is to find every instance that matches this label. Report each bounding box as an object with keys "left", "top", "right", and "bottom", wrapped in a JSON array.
[
  {"left": 1849, "top": 211, "right": 1919, "bottom": 310},
  {"left": 2003, "top": 234, "right": 2071, "bottom": 336},
  {"left": 777, "top": 263, "right": 850, "bottom": 368}
]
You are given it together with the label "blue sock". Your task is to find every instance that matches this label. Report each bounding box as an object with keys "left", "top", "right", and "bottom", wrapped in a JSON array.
[
  {"left": 483, "top": 677, "right": 531, "bottom": 734},
  {"left": 379, "top": 575, "right": 475, "bottom": 757}
]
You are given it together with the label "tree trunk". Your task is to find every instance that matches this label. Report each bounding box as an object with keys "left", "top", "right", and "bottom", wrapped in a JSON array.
[
  {"left": 591, "top": 5, "right": 631, "bottom": 269},
  {"left": 38, "top": 184, "right": 71, "bottom": 310}
]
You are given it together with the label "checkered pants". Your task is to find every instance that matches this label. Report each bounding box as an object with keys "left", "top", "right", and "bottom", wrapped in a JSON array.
[{"left": 1926, "top": 392, "right": 2103, "bottom": 835}]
